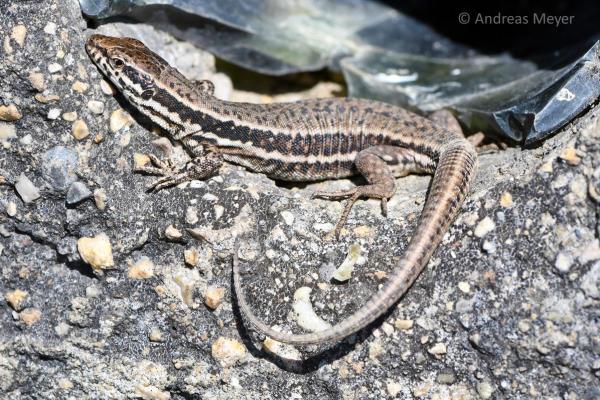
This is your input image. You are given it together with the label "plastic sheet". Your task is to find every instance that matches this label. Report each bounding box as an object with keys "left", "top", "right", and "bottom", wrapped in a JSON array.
[{"left": 80, "top": 0, "right": 600, "bottom": 144}]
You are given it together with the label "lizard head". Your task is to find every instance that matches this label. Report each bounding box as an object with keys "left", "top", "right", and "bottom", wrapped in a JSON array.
[
  {"left": 86, "top": 34, "right": 215, "bottom": 133},
  {"left": 86, "top": 34, "right": 167, "bottom": 103},
  {"left": 85, "top": 35, "right": 213, "bottom": 112}
]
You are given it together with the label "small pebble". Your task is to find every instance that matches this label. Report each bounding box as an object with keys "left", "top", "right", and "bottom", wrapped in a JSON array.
[
  {"left": 11, "top": 25, "right": 27, "bottom": 47},
  {"left": 482, "top": 240, "right": 496, "bottom": 254},
  {"left": 381, "top": 322, "right": 394, "bottom": 335},
  {"left": 85, "top": 285, "right": 100, "bottom": 298},
  {"left": 71, "top": 81, "right": 89, "bottom": 93},
  {"left": 6, "top": 201, "right": 17, "bottom": 216},
  {"left": 0, "top": 104, "right": 22, "bottom": 121},
  {"left": 184, "top": 248, "right": 199, "bottom": 267},
  {"left": 43, "top": 22, "right": 57, "bottom": 35},
  {"left": 185, "top": 206, "right": 199, "bottom": 224},
  {"left": 281, "top": 210, "right": 294, "bottom": 225},
  {"left": 93, "top": 188, "right": 107, "bottom": 210},
  {"left": 353, "top": 225, "right": 374, "bottom": 237},
  {"left": 109, "top": 108, "right": 134, "bottom": 133},
  {"left": 386, "top": 381, "right": 402, "bottom": 397},
  {"left": 35, "top": 94, "right": 59, "bottom": 103},
  {"left": 214, "top": 205, "right": 224, "bottom": 220},
  {"left": 47, "top": 108, "right": 61, "bottom": 120},
  {"left": 458, "top": 281, "right": 470, "bottom": 293},
  {"left": 559, "top": 147, "right": 581, "bottom": 166},
  {"left": 66, "top": 181, "right": 92, "bottom": 204},
  {"left": 165, "top": 225, "right": 183, "bottom": 240},
  {"left": 3, "top": 37, "right": 12, "bottom": 55},
  {"left": 5, "top": 289, "right": 28, "bottom": 311},
  {"left": 332, "top": 243, "right": 363, "bottom": 282},
  {"left": 128, "top": 257, "right": 154, "bottom": 279},
  {"left": 62, "top": 111, "right": 77, "bottom": 122},
  {"left": 133, "top": 153, "right": 150, "bottom": 169},
  {"left": 538, "top": 162, "right": 553, "bottom": 174},
  {"left": 555, "top": 252, "right": 573, "bottom": 273},
  {"left": 374, "top": 270, "right": 387, "bottom": 280},
  {"left": 211, "top": 337, "right": 246, "bottom": 367},
  {"left": 149, "top": 328, "right": 164, "bottom": 342},
  {"left": 0, "top": 122, "right": 16, "bottom": 141},
  {"left": 477, "top": 382, "right": 495, "bottom": 399},
  {"left": 20, "top": 308, "right": 41, "bottom": 326},
  {"left": 499, "top": 191, "right": 513, "bottom": 208},
  {"left": 263, "top": 337, "right": 302, "bottom": 361},
  {"left": 41, "top": 146, "right": 78, "bottom": 191},
  {"left": 474, "top": 217, "right": 495, "bottom": 238},
  {"left": 71, "top": 119, "right": 89, "bottom": 140},
  {"left": 100, "top": 79, "right": 115, "bottom": 95},
  {"left": 19, "top": 134, "right": 32, "bottom": 146},
  {"left": 436, "top": 370, "right": 456, "bottom": 385},
  {"left": 57, "top": 379, "right": 74, "bottom": 390},
  {"left": 15, "top": 173, "right": 40, "bottom": 203},
  {"left": 518, "top": 320, "right": 531, "bottom": 332},
  {"left": 395, "top": 319, "right": 414, "bottom": 330},
  {"left": 28, "top": 72, "right": 45, "bottom": 91},
  {"left": 428, "top": 342, "right": 447, "bottom": 355},
  {"left": 87, "top": 100, "right": 104, "bottom": 115},
  {"left": 203, "top": 286, "right": 225, "bottom": 310},
  {"left": 293, "top": 287, "right": 331, "bottom": 332},
  {"left": 77, "top": 233, "right": 114, "bottom": 270},
  {"left": 54, "top": 322, "right": 70, "bottom": 336},
  {"left": 48, "top": 62, "right": 62, "bottom": 73}
]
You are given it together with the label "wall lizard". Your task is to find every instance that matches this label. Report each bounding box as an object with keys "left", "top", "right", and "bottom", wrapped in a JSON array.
[{"left": 86, "top": 34, "right": 478, "bottom": 346}]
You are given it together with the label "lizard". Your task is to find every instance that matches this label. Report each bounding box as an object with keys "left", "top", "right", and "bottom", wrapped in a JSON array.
[{"left": 86, "top": 34, "right": 478, "bottom": 346}]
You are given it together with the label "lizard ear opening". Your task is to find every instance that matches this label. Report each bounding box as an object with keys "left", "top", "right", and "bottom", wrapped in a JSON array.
[{"left": 193, "top": 79, "right": 215, "bottom": 96}]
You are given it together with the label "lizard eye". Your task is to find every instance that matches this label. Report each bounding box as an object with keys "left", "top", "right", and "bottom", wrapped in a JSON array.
[
  {"left": 113, "top": 58, "right": 124, "bottom": 69},
  {"left": 141, "top": 89, "right": 154, "bottom": 100}
]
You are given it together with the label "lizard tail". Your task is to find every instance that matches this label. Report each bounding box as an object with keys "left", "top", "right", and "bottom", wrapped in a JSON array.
[{"left": 233, "top": 140, "right": 478, "bottom": 345}]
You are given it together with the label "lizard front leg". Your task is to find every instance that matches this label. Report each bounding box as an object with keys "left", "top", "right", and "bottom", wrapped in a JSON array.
[{"left": 134, "top": 151, "right": 223, "bottom": 191}]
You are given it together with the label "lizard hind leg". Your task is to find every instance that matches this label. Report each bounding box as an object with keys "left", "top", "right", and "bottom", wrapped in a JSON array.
[{"left": 314, "top": 148, "right": 400, "bottom": 238}]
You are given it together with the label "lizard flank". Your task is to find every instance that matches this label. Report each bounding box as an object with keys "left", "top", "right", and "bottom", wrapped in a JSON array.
[{"left": 86, "top": 34, "right": 478, "bottom": 346}]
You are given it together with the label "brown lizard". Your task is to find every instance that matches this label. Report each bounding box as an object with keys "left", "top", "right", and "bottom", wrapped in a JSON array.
[{"left": 86, "top": 34, "right": 478, "bottom": 345}]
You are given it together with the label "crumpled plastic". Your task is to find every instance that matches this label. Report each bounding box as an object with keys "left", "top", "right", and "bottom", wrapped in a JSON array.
[{"left": 80, "top": 0, "right": 600, "bottom": 144}]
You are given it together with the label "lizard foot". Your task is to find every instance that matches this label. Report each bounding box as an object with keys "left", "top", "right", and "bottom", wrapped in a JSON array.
[
  {"left": 134, "top": 153, "right": 223, "bottom": 191},
  {"left": 314, "top": 185, "right": 392, "bottom": 239},
  {"left": 133, "top": 154, "right": 185, "bottom": 191}
]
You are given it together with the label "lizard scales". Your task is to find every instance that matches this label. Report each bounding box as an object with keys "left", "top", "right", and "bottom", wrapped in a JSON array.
[{"left": 86, "top": 34, "right": 478, "bottom": 345}]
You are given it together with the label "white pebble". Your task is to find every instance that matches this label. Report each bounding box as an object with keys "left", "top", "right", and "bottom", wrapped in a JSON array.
[
  {"left": 474, "top": 217, "right": 495, "bottom": 238},
  {"left": 555, "top": 252, "right": 573, "bottom": 273},
  {"left": 48, "top": 63, "right": 62, "bottom": 73},
  {"left": 87, "top": 100, "right": 105, "bottom": 115},
  {"left": 293, "top": 287, "right": 331, "bottom": 332},
  {"left": 15, "top": 173, "right": 40, "bottom": 203},
  {"left": 47, "top": 108, "right": 61, "bottom": 120},
  {"left": 281, "top": 210, "right": 295, "bottom": 225},
  {"left": 43, "top": 22, "right": 57, "bottom": 35},
  {"left": 482, "top": 240, "right": 496, "bottom": 254}
]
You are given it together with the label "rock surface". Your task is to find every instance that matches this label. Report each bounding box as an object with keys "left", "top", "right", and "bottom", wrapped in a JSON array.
[{"left": 0, "top": 1, "right": 599, "bottom": 399}]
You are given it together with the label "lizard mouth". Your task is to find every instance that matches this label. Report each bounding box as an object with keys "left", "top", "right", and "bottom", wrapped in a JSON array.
[{"left": 85, "top": 34, "right": 110, "bottom": 71}]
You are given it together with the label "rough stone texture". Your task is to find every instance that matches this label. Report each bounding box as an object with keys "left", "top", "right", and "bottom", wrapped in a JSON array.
[{"left": 1, "top": 1, "right": 599, "bottom": 399}]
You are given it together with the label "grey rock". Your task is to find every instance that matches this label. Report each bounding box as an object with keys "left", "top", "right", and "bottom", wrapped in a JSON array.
[
  {"left": 1, "top": 1, "right": 599, "bottom": 399},
  {"left": 66, "top": 182, "right": 92, "bottom": 204},
  {"left": 41, "top": 146, "right": 78, "bottom": 191}
]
